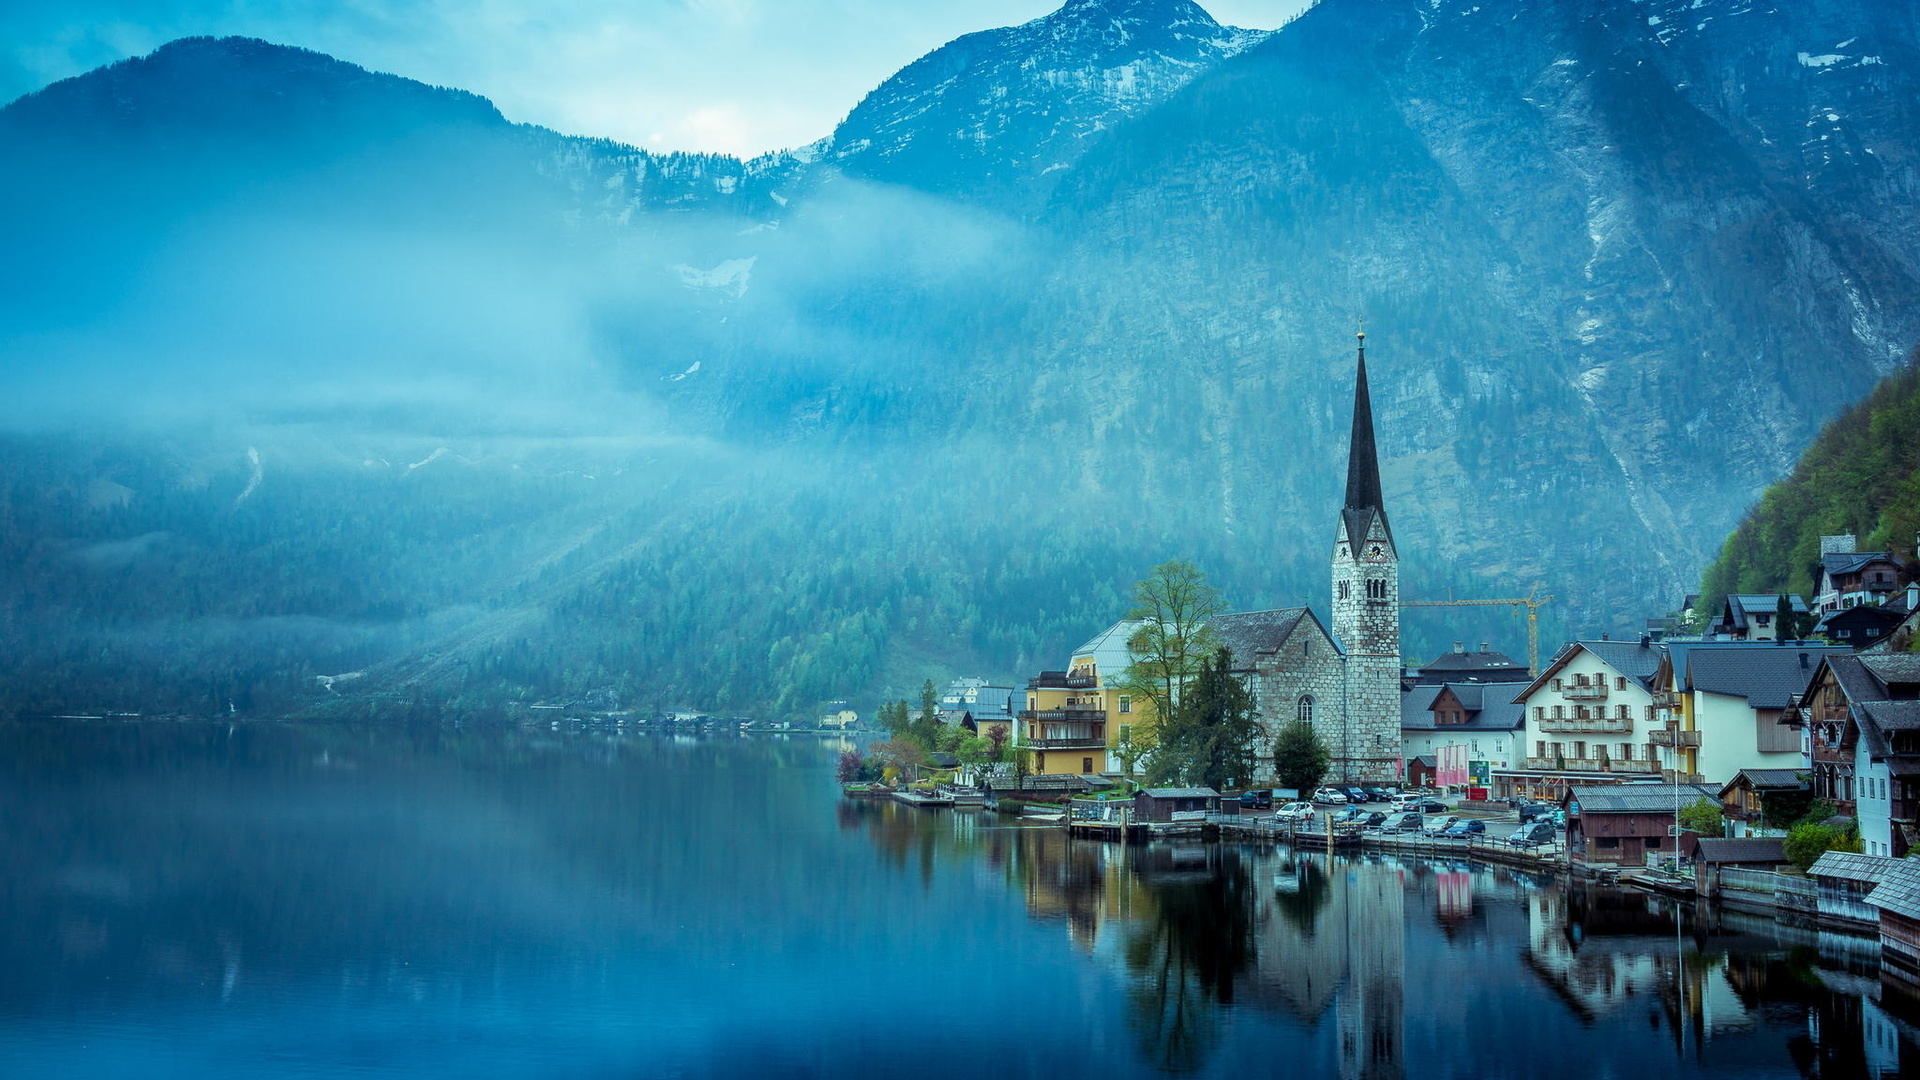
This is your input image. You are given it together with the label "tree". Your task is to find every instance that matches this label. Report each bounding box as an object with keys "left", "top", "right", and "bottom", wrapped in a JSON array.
[
  {"left": 1120, "top": 559, "right": 1227, "bottom": 730},
  {"left": 985, "top": 724, "right": 1010, "bottom": 762},
  {"left": 1148, "top": 647, "right": 1260, "bottom": 789},
  {"left": 1782, "top": 800, "right": 1861, "bottom": 871},
  {"left": 1272, "top": 720, "right": 1331, "bottom": 794},
  {"left": 1114, "top": 723, "right": 1156, "bottom": 778},
  {"left": 877, "top": 699, "right": 911, "bottom": 738},
  {"left": 1678, "top": 798, "right": 1725, "bottom": 838},
  {"left": 835, "top": 749, "right": 865, "bottom": 782},
  {"left": 870, "top": 738, "right": 928, "bottom": 781}
]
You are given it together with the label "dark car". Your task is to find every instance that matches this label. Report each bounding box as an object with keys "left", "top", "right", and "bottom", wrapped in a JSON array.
[
  {"left": 1518, "top": 802, "right": 1557, "bottom": 823},
  {"left": 1238, "top": 789, "right": 1273, "bottom": 809},
  {"left": 1508, "top": 822, "right": 1557, "bottom": 848},
  {"left": 1362, "top": 810, "right": 1389, "bottom": 828},
  {"left": 1439, "top": 819, "right": 1487, "bottom": 839},
  {"left": 1407, "top": 799, "right": 1449, "bottom": 814},
  {"left": 1341, "top": 786, "right": 1372, "bottom": 804},
  {"left": 1365, "top": 787, "right": 1397, "bottom": 802}
]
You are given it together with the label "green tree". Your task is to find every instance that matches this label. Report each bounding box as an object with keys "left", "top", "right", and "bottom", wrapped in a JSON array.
[
  {"left": 1782, "top": 801, "right": 1862, "bottom": 871},
  {"left": 877, "top": 698, "right": 911, "bottom": 738},
  {"left": 1120, "top": 559, "right": 1227, "bottom": 730},
  {"left": 1148, "top": 647, "right": 1260, "bottom": 789},
  {"left": 1678, "top": 798, "right": 1726, "bottom": 838},
  {"left": 1272, "top": 720, "right": 1331, "bottom": 795}
]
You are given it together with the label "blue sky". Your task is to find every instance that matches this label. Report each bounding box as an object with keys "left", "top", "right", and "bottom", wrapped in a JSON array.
[{"left": 0, "top": 1, "right": 1311, "bottom": 157}]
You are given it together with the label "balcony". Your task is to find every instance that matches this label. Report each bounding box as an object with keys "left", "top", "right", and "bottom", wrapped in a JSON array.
[
  {"left": 1538, "top": 718, "right": 1631, "bottom": 734},
  {"left": 1564, "top": 683, "right": 1610, "bottom": 702},
  {"left": 1028, "top": 672, "right": 1097, "bottom": 690},
  {"left": 1019, "top": 709, "right": 1105, "bottom": 723},
  {"left": 1025, "top": 737, "right": 1107, "bottom": 749},
  {"left": 1522, "top": 756, "right": 1658, "bottom": 774},
  {"left": 1646, "top": 729, "right": 1701, "bottom": 749},
  {"left": 1661, "top": 769, "right": 1707, "bottom": 785},
  {"left": 1651, "top": 690, "right": 1677, "bottom": 709}
]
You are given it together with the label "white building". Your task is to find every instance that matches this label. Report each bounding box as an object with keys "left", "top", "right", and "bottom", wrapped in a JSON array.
[{"left": 1499, "top": 640, "right": 1663, "bottom": 801}]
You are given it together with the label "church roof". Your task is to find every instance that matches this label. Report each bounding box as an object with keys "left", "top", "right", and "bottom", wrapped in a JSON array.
[
  {"left": 1342, "top": 338, "right": 1390, "bottom": 543},
  {"left": 1211, "top": 608, "right": 1331, "bottom": 668}
]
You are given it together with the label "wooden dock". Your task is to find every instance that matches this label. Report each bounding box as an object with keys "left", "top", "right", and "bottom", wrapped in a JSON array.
[{"left": 892, "top": 790, "right": 954, "bottom": 808}]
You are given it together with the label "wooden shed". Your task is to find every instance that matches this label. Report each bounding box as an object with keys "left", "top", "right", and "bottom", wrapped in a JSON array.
[
  {"left": 1687, "top": 836, "right": 1791, "bottom": 897},
  {"left": 1133, "top": 787, "right": 1220, "bottom": 823},
  {"left": 1866, "top": 859, "right": 1920, "bottom": 978},
  {"left": 1807, "top": 851, "right": 1896, "bottom": 931}
]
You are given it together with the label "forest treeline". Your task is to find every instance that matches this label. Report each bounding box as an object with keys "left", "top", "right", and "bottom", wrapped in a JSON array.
[{"left": 1698, "top": 350, "right": 1920, "bottom": 613}]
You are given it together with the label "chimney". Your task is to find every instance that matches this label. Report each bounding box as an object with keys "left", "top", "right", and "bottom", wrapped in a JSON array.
[
  {"left": 1601, "top": 633, "right": 1610, "bottom": 641},
  {"left": 1479, "top": 642, "right": 1490, "bottom": 652},
  {"left": 1639, "top": 634, "right": 1651, "bottom": 647},
  {"left": 1453, "top": 641, "right": 1465, "bottom": 653}
]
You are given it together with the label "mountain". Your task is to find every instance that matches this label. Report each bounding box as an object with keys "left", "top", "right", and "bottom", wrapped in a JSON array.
[
  {"left": 828, "top": 0, "right": 1268, "bottom": 205},
  {"left": 4, "top": 0, "right": 1920, "bottom": 721},
  {"left": 1698, "top": 350, "right": 1920, "bottom": 608}
]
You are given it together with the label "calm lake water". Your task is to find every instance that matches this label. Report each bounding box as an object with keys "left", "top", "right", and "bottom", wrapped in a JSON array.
[{"left": 2, "top": 721, "right": 1916, "bottom": 1078}]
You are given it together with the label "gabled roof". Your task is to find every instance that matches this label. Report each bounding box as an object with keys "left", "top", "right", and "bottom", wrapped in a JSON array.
[
  {"left": 1210, "top": 608, "right": 1331, "bottom": 668},
  {"left": 1860, "top": 653, "right": 1920, "bottom": 686},
  {"left": 1723, "top": 594, "right": 1811, "bottom": 632},
  {"left": 1566, "top": 783, "right": 1716, "bottom": 813},
  {"left": 1825, "top": 654, "right": 1890, "bottom": 706},
  {"left": 1718, "top": 769, "right": 1808, "bottom": 797},
  {"left": 1861, "top": 701, "right": 1920, "bottom": 732},
  {"left": 1681, "top": 644, "right": 1846, "bottom": 709},
  {"left": 1692, "top": 837, "right": 1788, "bottom": 865},
  {"left": 1512, "top": 640, "right": 1662, "bottom": 703},
  {"left": 1140, "top": 787, "right": 1220, "bottom": 799},
  {"left": 1399, "top": 683, "right": 1526, "bottom": 733},
  {"left": 1865, "top": 860, "right": 1920, "bottom": 921},
  {"left": 1820, "top": 551, "right": 1897, "bottom": 578},
  {"left": 1808, "top": 850, "right": 1897, "bottom": 883}
]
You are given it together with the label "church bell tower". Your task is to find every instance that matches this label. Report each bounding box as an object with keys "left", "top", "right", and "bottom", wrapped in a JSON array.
[{"left": 1329, "top": 329, "right": 1402, "bottom": 782}]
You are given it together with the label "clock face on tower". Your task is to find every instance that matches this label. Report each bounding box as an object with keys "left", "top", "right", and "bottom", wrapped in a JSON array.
[{"left": 1367, "top": 544, "right": 1384, "bottom": 559}]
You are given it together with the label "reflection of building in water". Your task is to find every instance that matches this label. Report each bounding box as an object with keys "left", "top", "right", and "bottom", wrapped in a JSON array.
[
  {"left": 1522, "top": 886, "right": 1673, "bottom": 1024},
  {"left": 1245, "top": 855, "right": 1405, "bottom": 1080}
]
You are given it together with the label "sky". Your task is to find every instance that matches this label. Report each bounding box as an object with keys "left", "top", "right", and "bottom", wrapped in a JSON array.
[{"left": 0, "top": 0, "right": 1314, "bottom": 158}]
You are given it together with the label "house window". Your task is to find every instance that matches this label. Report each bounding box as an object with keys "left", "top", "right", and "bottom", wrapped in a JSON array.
[
  {"left": 1535, "top": 707, "right": 1545, "bottom": 720},
  {"left": 1618, "top": 705, "right": 1630, "bottom": 719},
  {"left": 1574, "top": 741, "right": 1586, "bottom": 759},
  {"left": 1553, "top": 678, "right": 1564, "bottom": 691},
  {"left": 1536, "top": 741, "right": 1546, "bottom": 757},
  {"left": 1553, "top": 706, "right": 1565, "bottom": 719},
  {"left": 1619, "top": 744, "right": 1632, "bottom": 761},
  {"left": 1646, "top": 836, "right": 1663, "bottom": 849},
  {"left": 1616, "top": 676, "right": 1627, "bottom": 691},
  {"left": 1298, "top": 696, "right": 1315, "bottom": 724},
  {"left": 1118, "top": 696, "right": 1132, "bottom": 715},
  {"left": 1597, "top": 837, "right": 1619, "bottom": 849},
  {"left": 1082, "top": 757, "right": 1094, "bottom": 774},
  {"left": 1118, "top": 725, "right": 1131, "bottom": 744}
]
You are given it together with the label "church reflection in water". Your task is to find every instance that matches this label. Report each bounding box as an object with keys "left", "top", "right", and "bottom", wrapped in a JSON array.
[{"left": 842, "top": 801, "right": 1920, "bottom": 1078}]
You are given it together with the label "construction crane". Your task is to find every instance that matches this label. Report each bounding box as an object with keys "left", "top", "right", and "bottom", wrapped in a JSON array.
[{"left": 1400, "top": 587, "right": 1556, "bottom": 676}]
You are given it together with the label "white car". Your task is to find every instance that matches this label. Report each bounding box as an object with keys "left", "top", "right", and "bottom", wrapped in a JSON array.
[
  {"left": 1311, "top": 786, "right": 1349, "bottom": 804},
  {"left": 1421, "top": 814, "right": 1461, "bottom": 835},
  {"left": 1274, "top": 801, "right": 1317, "bottom": 822}
]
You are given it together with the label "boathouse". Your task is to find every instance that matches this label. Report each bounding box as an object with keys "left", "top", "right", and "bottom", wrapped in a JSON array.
[
  {"left": 1687, "top": 836, "right": 1791, "bottom": 898},
  {"left": 1133, "top": 788, "right": 1220, "bottom": 823},
  {"left": 1807, "top": 851, "right": 1895, "bottom": 931},
  {"left": 1562, "top": 783, "right": 1716, "bottom": 868},
  {"left": 1865, "top": 860, "right": 1920, "bottom": 977}
]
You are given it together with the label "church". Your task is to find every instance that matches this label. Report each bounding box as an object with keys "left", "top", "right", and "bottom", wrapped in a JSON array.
[
  {"left": 1035, "top": 332, "right": 1405, "bottom": 782},
  {"left": 1211, "top": 330, "right": 1402, "bottom": 782}
]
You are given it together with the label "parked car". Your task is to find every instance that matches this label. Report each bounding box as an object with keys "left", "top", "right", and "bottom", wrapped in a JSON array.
[
  {"left": 1517, "top": 802, "right": 1557, "bottom": 823},
  {"left": 1380, "top": 812, "right": 1424, "bottom": 833},
  {"left": 1391, "top": 792, "right": 1438, "bottom": 810},
  {"left": 1238, "top": 789, "right": 1273, "bottom": 809},
  {"left": 1365, "top": 787, "right": 1398, "bottom": 802},
  {"left": 1362, "top": 810, "right": 1389, "bottom": 828},
  {"left": 1403, "top": 799, "right": 1449, "bottom": 814},
  {"left": 1312, "top": 787, "right": 1349, "bottom": 804},
  {"left": 1508, "top": 822, "right": 1557, "bottom": 848},
  {"left": 1439, "top": 819, "right": 1487, "bottom": 839},
  {"left": 1340, "top": 786, "right": 1372, "bottom": 804},
  {"left": 1421, "top": 814, "right": 1461, "bottom": 835},
  {"left": 1274, "top": 802, "right": 1317, "bottom": 822},
  {"left": 1333, "top": 806, "right": 1373, "bottom": 824}
]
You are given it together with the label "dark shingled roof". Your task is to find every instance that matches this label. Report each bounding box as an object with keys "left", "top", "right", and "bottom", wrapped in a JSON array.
[
  {"left": 1822, "top": 551, "right": 1896, "bottom": 577},
  {"left": 1809, "top": 851, "right": 1897, "bottom": 883},
  {"left": 1581, "top": 641, "right": 1664, "bottom": 686},
  {"left": 1866, "top": 860, "right": 1920, "bottom": 921},
  {"left": 1211, "top": 608, "right": 1317, "bottom": 667},
  {"left": 1861, "top": 653, "right": 1920, "bottom": 685},
  {"left": 1682, "top": 644, "right": 1846, "bottom": 708},
  {"left": 1826, "top": 655, "right": 1889, "bottom": 705},
  {"left": 1568, "top": 783, "right": 1716, "bottom": 813},
  {"left": 1719, "top": 769, "right": 1808, "bottom": 795},
  {"left": 1400, "top": 682, "right": 1527, "bottom": 732},
  {"left": 1692, "top": 837, "right": 1789, "bottom": 864},
  {"left": 1861, "top": 701, "right": 1920, "bottom": 731}
]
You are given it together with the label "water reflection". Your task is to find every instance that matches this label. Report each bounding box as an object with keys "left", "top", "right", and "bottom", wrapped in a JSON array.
[
  {"left": 847, "top": 807, "right": 1920, "bottom": 1079},
  {"left": 6, "top": 722, "right": 1920, "bottom": 1079}
]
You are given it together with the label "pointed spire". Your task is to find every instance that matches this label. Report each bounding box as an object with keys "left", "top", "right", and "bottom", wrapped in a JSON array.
[{"left": 1343, "top": 326, "right": 1390, "bottom": 540}]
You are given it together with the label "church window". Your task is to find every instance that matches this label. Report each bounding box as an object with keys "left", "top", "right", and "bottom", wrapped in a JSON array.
[
  {"left": 1298, "top": 696, "right": 1315, "bottom": 724},
  {"left": 1302, "top": 641, "right": 1311, "bottom": 657},
  {"left": 1338, "top": 580, "right": 1351, "bottom": 600},
  {"left": 1367, "top": 579, "right": 1387, "bottom": 600}
]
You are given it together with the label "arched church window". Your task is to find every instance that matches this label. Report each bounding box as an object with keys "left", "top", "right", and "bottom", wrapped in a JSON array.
[
  {"left": 1297, "top": 696, "right": 1314, "bottom": 724},
  {"left": 1338, "top": 580, "right": 1351, "bottom": 600}
]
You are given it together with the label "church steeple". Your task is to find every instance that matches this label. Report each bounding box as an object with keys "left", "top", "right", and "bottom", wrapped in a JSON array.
[{"left": 1342, "top": 328, "right": 1390, "bottom": 545}]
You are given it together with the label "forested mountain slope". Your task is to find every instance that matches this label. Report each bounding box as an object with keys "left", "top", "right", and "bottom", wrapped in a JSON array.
[{"left": 1700, "top": 352, "right": 1920, "bottom": 608}]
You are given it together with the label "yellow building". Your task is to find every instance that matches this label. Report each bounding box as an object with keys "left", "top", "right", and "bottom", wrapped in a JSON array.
[{"left": 1019, "top": 620, "right": 1161, "bottom": 775}]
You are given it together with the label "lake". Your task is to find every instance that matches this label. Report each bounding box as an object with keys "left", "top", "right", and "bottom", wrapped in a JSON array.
[{"left": 0, "top": 720, "right": 1914, "bottom": 1078}]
